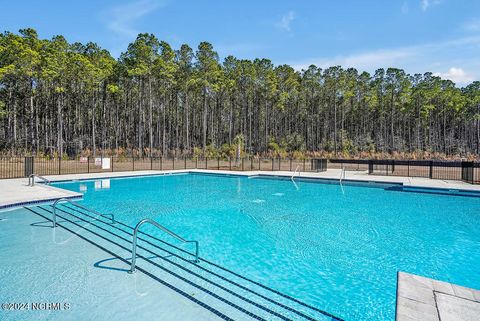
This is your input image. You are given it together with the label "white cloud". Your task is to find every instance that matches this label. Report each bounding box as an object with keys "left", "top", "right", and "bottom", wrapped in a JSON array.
[
  {"left": 421, "top": 0, "right": 430, "bottom": 11},
  {"left": 433, "top": 67, "right": 474, "bottom": 84},
  {"left": 215, "top": 43, "right": 266, "bottom": 58},
  {"left": 275, "top": 11, "right": 295, "bottom": 32},
  {"left": 106, "top": 0, "right": 163, "bottom": 38},
  {"left": 463, "top": 18, "right": 480, "bottom": 32},
  {"left": 421, "top": 0, "right": 440, "bottom": 12},
  {"left": 289, "top": 36, "right": 480, "bottom": 86}
]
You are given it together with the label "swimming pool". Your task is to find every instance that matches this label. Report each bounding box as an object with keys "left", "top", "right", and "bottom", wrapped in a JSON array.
[{"left": 3, "top": 173, "right": 480, "bottom": 320}]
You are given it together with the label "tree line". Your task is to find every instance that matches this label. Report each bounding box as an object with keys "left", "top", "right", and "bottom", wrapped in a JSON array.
[{"left": 1, "top": 28, "right": 480, "bottom": 159}]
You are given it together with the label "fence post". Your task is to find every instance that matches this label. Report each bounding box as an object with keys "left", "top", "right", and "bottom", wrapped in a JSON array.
[
  {"left": 58, "top": 157, "right": 61, "bottom": 175},
  {"left": 217, "top": 157, "right": 220, "bottom": 170},
  {"left": 184, "top": 157, "right": 187, "bottom": 169},
  {"left": 24, "top": 156, "right": 34, "bottom": 177},
  {"left": 173, "top": 157, "right": 175, "bottom": 170},
  {"left": 368, "top": 160, "right": 373, "bottom": 174},
  {"left": 205, "top": 157, "right": 208, "bottom": 169},
  {"left": 250, "top": 158, "right": 253, "bottom": 171},
  {"left": 429, "top": 160, "right": 433, "bottom": 179},
  {"left": 229, "top": 157, "right": 232, "bottom": 170},
  {"left": 195, "top": 158, "right": 198, "bottom": 169},
  {"left": 150, "top": 157, "right": 153, "bottom": 170},
  {"left": 407, "top": 160, "right": 410, "bottom": 177},
  {"left": 111, "top": 158, "right": 114, "bottom": 172},
  {"left": 160, "top": 157, "right": 163, "bottom": 170},
  {"left": 88, "top": 156, "right": 90, "bottom": 173},
  {"left": 271, "top": 158, "right": 274, "bottom": 171},
  {"left": 132, "top": 157, "right": 135, "bottom": 171},
  {"left": 290, "top": 158, "right": 292, "bottom": 171},
  {"left": 242, "top": 158, "right": 244, "bottom": 171},
  {"left": 303, "top": 159, "right": 306, "bottom": 172}
]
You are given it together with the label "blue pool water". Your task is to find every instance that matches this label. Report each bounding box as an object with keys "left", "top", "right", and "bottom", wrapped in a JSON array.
[{"left": 51, "top": 173, "right": 480, "bottom": 320}]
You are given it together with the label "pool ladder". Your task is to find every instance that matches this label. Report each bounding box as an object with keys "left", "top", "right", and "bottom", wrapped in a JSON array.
[
  {"left": 291, "top": 165, "right": 300, "bottom": 181},
  {"left": 52, "top": 198, "right": 115, "bottom": 228},
  {"left": 340, "top": 167, "right": 346, "bottom": 183},
  {"left": 51, "top": 199, "right": 198, "bottom": 272},
  {"left": 128, "top": 218, "right": 199, "bottom": 273},
  {"left": 28, "top": 174, "right": 50, "bottom": 186}
]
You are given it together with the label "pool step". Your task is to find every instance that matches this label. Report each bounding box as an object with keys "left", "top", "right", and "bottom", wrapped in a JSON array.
[{"left": 28, "top": 205, "right": 342, "bottom": 321}]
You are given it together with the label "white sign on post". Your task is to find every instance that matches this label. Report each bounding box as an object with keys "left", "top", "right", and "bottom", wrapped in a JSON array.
[
  {"left": 102, "top": 157, "right": 111, "bottom": 170},
  {"left": 95, "top": 157, "right": 102, "bottom": 166}
]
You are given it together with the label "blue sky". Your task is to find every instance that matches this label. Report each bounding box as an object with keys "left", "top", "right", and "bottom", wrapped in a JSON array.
[{"left": 1, "top": 0, "right": 480, "bottom": 85}]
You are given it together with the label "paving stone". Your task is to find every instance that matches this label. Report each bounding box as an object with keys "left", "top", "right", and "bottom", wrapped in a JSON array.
[
  {"left": 397, "top": 297, "right": 439, "bottom": 321},
  {"left": 436, "top": 292, "right": 480, "bottom": 321},
  {"left": 452, "top": 285, "right": 476, "bottom": 301},
  {"left": 396, "top": 272, "right": 480, "bottom": 321},
  {"left": 432, "top": 280, "right": 455, "bottom": 295},
  {"left": 398, "top": 281, "right": 435, "bottom": 305}
]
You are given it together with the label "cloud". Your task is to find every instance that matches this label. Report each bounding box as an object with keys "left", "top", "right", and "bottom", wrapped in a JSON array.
[
  {"left": 463, "top": 18, "right": 480, "bottom": 32},
  {"left": 215, "top": 43, "right": 266, "bottom": 59},
  {"left": 433, "top": 67, "right": 474, "bottom": 84},
  {"left": 289, "top": 36, "right": 480, "bottom": 86},
  {"left": 106, "top": 0, "right": 164, "bottom": 38},
  {"left": 291, "top": 48, "right": 414, "bottom": 72},
  {"left": 421, "top": 0, "right": 440, "bottom": 12},
  {"left": 275, "top": 11, "right": 295, "bottom": 32}
]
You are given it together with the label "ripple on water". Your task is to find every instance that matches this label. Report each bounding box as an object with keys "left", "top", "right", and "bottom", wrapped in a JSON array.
[{"left": 39, "top": 257, "right": 89, "bottom": 301}]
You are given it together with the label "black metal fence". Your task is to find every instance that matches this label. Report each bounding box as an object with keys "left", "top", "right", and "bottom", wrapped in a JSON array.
[
  {"left": 0, "top": 156, "right": 327, "bottom": 179},
  {"left": 4, "top": 156, "right": 478, "bottom": 184},
  {"left": 330, "top": 159, "right": 480, "bottom": 184}
]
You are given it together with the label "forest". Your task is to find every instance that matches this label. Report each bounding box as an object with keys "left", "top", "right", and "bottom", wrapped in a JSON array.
[{"left": 1, "top": 28, "right": 480, "bottom": 159}]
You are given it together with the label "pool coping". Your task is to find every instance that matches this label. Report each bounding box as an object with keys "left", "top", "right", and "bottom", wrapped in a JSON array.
[
  {"left": 396, "top": 272, "right": 480, "bottom": 321},
  {"left": 0, "top": 195, "right": 83, "bottom": 210}
]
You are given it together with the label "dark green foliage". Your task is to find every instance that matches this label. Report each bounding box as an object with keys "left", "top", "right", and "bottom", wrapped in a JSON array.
[{"left": 1, "top": 28, "right": 480, "bottom": 158}]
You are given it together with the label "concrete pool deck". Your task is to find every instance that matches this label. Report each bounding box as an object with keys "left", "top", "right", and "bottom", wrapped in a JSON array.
[{"left": 396, "top": 272, "right": 480, "bottom": 321}]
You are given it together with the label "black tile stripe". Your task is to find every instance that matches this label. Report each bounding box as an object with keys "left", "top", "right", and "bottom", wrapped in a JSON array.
[
  {"left": 0, "top": 195, "right": 81, "bottom": 210},
  {"left": 45, "top": 205, "right": 294, "bottom": 321},
  {"left": 58, "top": 203, "right": 328, "bottom": 321},
  {"left": 59, "top": 203, "right": 343, "bottom": 321},
  {"left": 24, "top": 207, "right": 235, "bottom": 321},
  {"left": 34, "top": 206, "right": 269, "bottom": 321}
]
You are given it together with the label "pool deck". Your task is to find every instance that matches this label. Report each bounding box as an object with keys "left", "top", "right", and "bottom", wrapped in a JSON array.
[
  {"left": 396, "top": 272, "right": 480, "bottom": 321},
  {"left": 2, "top": 168, "right": 480, "bottom": 209}
]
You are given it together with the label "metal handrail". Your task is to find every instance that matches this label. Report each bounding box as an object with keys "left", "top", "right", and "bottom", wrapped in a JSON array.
[
  {"left": 291, "top": 165, "right": 300, "bottom": 181},
  {"left": 52, "top": 198, "right": 115, "bottom": 228},
  {"left": 128, "top": 218, "right": 199, "bottom": 274},
  {"left": 28, "top": 174, "right": 50, "bottom": 186},
  {"left": 340, "top": 167, "right": 346, "bottom": 183}
]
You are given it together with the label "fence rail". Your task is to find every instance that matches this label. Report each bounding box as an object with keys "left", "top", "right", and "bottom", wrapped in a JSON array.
[
  {"left": 0, "top": 156, "right": 327, "bottom": 180},
  {"left": 2, "top": 156, "right": 479, "bottom": 184},
  {"left": 330, "top": 159, "right": 480, "bottom": 184}
]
